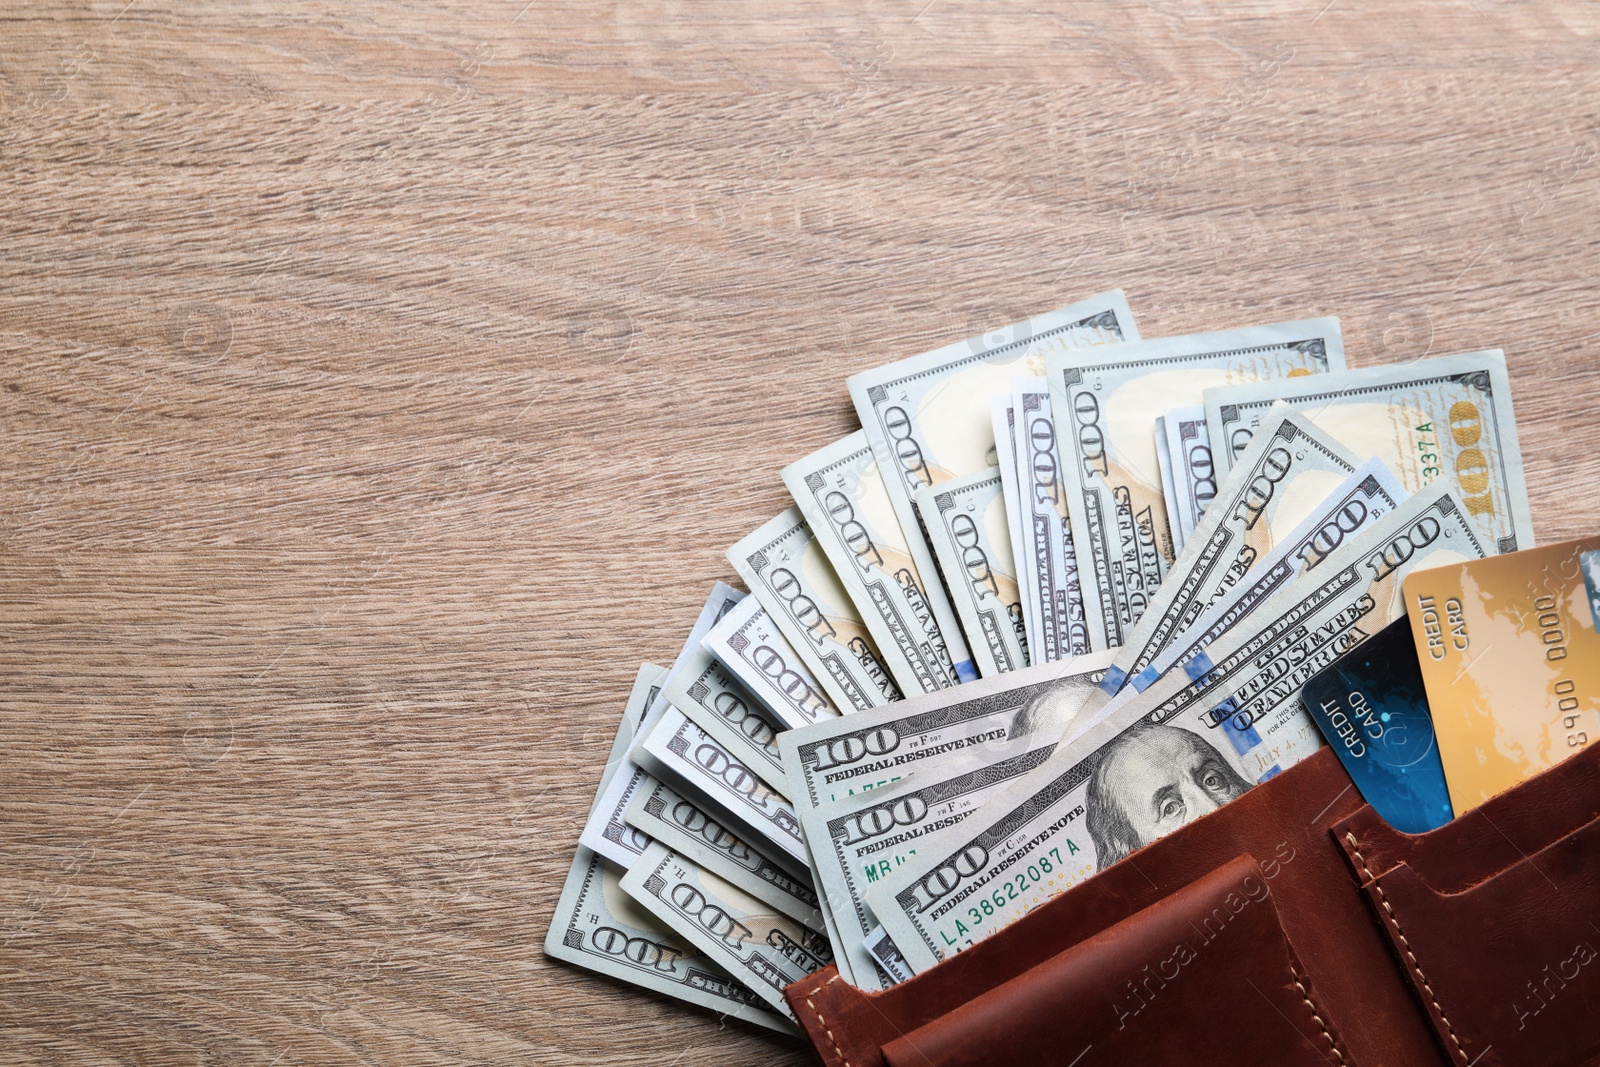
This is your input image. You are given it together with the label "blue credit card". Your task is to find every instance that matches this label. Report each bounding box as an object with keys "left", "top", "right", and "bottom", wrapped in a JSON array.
[{"left": 1301, "top": 616, "right": 1454, "bottom": 834}]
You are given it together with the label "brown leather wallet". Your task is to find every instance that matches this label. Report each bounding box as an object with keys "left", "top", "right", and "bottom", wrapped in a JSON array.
[{"left": 784, "top": 742, "right": 1600, "bottom": 1067}]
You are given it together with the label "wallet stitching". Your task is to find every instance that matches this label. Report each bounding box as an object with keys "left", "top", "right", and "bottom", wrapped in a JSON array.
[
  {"left": 800, "top": 973, "right": 852, "bottom": 1067},
  {"left": 1345, "top": 831, "right": 1468, "bottom": 1066},
  {"left": 1288, "top": 957, "right": 1346, "bottom": 1064}
]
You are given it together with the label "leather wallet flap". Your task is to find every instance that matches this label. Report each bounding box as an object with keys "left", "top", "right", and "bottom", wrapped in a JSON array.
[
  {"left": 878, "top": 855, "right": 1353, "bottom": 1067},
  {"left": 1336, "top": 745, "right": 1600, "bottom": 1067},
  {"left": 1334, "top": 739, "right": 1600, "bottom": 891}
]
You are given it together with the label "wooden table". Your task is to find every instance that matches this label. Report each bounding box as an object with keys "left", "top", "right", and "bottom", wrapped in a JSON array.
[{"left": 3, "top": 3, "right": 1597, "bottom": 1063}]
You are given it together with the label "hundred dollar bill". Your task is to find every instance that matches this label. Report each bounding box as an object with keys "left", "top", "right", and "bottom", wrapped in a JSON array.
[
  {"left": 663, "top": 647, "right": 788, "bottom": 798},
  {"left": 1014, "top": 378, "right": 1092, "bottom": 663},
  {"left": 625, "top": 774, "right": 825, "bottom": 933},
  {"left": 1155, "top": 414, "right": 1183, "bottom": 554},
  {"left": 848, "top": 294, "right": 1139, "bottom": 668},
  {"left": 991, "top": 394, "right": 1038, "bottom": 656},
  {"left": 703, "top": 596, "right": 841, "bottom": 730},
  {"left": 804, "top": 729, "right": 1072, "bottom": 990},
  {"left": 544, "top": 665, "right": 793, "bottom": 1035},
  {"left": 582, "top": 584, "right": 745, "bottom": 868},
  {"left": 620, "top": 842, "right": 834, "bottom": 1018},
  {"left": 784, "top": 431, "right": 966, "bottom": 693},
  {"left": 847, "top": 294, "right": 1138, "bottom": 508},
  {"left": 1092, "top": 406, "right": 1361, "bottom": 700},
  {"left": 1048, "top": 318, "right": 1346, "bottom": 651},
  {"left": 1204, "top": 349, "right": 1534, "bottom": 554},
  {"left": 780, "top": 648, "right": 1116, "bottom": 812},
  {"left": 915, "top": 467, "right": 1028, "bottom": 677},
  {"left": 862, "top": 925, "right": 914, "bottom": 986},
  {"left": 1097, "top": 457, "right": 1409, "bottom": 713},
  {"left": 1164, "top": 405, "right": 1216, "bottom": 551},
  {"left": 634, "top": 706, "right": 810, "bottom": 876},
  {"left": 543, "top": 846, "right": 795, "bottom": 1034},
  {"left": 728, "top": 507, "right": 901, "bottom": 713},
  {"left": 866, "top": 483, "right": 1488, "bottom": 972}
]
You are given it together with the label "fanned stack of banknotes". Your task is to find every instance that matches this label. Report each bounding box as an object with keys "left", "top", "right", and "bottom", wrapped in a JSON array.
[{"left": 543, "top": 291, "right": 1536, "bottom": 1035}]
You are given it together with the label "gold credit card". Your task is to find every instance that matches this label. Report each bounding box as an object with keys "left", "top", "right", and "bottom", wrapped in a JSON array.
[{"left": 1402, "top": 536, "right": 1600, "bottom": 813}]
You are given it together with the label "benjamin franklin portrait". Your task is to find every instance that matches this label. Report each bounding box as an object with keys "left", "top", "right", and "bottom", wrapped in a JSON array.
[{"left": 1084, "top": 724, "right": 1252, "bottom": 871}]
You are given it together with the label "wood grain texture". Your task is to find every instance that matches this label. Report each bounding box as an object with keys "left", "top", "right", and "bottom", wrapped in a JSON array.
[{"left": 2, "top": 2, "right": 1597, "bottom": 1064}]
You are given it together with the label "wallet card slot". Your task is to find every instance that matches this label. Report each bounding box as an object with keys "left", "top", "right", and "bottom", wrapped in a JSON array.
[
  {"left": 1342, "top": 810, "right": 1600, "bottom": 1067},
  {"left": 877, "top": 855, "right": 1355, "bottom": 1067},
  {"left": 1335, "top": 741, "right": 1600, "bottom": 893}
]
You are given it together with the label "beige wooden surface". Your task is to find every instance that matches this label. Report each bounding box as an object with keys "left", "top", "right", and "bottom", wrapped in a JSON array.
[{"left": 3, "top": 2, "right": 1598, "bottom": 1064}]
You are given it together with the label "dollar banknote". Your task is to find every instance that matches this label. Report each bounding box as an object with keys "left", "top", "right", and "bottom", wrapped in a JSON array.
[
  {"left": 728, "top": 507, "right": 900, "bottom": 713},
  {"left": 625, "top": 774, "right": 824, "bottom": 933},
  {"left": 991, "top": 394, "right": 1038, "bottom": 656},
  {"left": 784, "top": 431, "right": 966, "bottom": 693},
  {"left": 1013, "top": 378, "right": 1093, "bottom": 663},
  {"left": 1093, "top": 406, "right": 1360, "bottom": 700},
  {"left": 544, "top": 664, "right": 794, "bottom": 1035},
  {"left": 620, "top": 842, "right": 835, "bottom": 1018},
  {"left": 702, "top": 595, "right": 841, "bottom": 730},
  {"left": 1099, "top": 457, "right": 1409, "bottom": 711},
  {"left": 544, "top": 845, "right": 795, "bottom": 1034},
  {"left": 1163, "top": 405, "right": 1216, "bottom": 550},
  {"left": 915, "top": 467, "right": 1028, "bottom": 677},
  {"left": 847, "top": 293, "right": 1138, "bottom": 672},
  {"left": 634, "top": 706, "right": 810, "bottom": 875},
  {"left": 862, "top": 924, "right": 914, "bottom": 986},
  {"left": 1048, "top": 318, "right": 1346, "bottom": 651},
  {"left": 663, "top": 647, "right": 788, "bottom": 798},
  {"left": 1204, "top": 349, "right": 1535, "bottom": 554},
  {"left": 582, "top": 585, "right": 745, "bottom": 869},
  {"left": 1155, "top": 414, "right": 1183, "bottom": 553},
  {"left": 865, "top": 483, "right": 1489, "bottom": 973},
  {"left": 803, "top": 730, "right": 1071, "bottom": 990},
  {"left": 779, "top": 649, "right": 1116, "bottom": 812}
]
